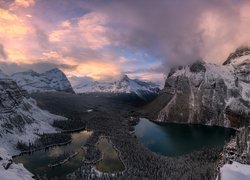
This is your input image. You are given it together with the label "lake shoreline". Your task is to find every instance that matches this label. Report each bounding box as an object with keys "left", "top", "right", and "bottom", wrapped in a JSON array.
[
  {"left": 134, "top": 118, "right": 236, "bottom": 157},
  {"left": 14, "top": 128, "right": 93, "bottom": 179},
  {"left": 48, "top": 151, "right": 79, "bottom": 168},
  {"left": 13, "top": 127, "right": 93, "bottom": 158}
]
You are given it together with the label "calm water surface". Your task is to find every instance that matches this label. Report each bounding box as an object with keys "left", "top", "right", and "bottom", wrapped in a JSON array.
[
  {"left": 134, "top": 118, "right": 235, "bottom": 156},
  {"left": 96, "top": 138, "right": 125, "bottom": 173},
  {"left": 14, "top": 118, "right": 235, "bottom": 178},
  {"left": 14, "top": 130, "right": 92, "bottom": 179}
]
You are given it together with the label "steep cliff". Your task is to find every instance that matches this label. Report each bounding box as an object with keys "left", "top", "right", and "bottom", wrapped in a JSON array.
[
  {"left": 0, "top": 70, "right": 66, "bottom": 154},
  {"left": 146, "top": 48, "right": 250, "bottom": 128}
]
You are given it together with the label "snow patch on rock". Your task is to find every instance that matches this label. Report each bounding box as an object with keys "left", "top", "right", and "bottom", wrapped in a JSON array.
[
  {"left": 219, "top": 162, "right": 250, "bottom": 180},
  {"left": 0, "top": 148, "right": 34, "bottom": 180}
]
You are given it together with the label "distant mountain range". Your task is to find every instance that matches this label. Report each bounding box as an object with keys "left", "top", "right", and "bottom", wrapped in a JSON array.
[
  {"left": 145, "top": 47, "right": 250, "bottom": 128},
  {"left": 69, "top": 74, "right": 160, "bottom": 99},
  {"left": 10, "top": 68, "right": 161, "bottom": 100},
  {"left": 11, "top": 68, "right": 74, "bottom": 94}
]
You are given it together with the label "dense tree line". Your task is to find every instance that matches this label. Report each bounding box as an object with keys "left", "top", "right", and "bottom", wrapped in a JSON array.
[
  {"left": 83, "top": 132, "right": 102, "bottom": 164},
  {"left": 17, "top": 133, "right": 71, "bottom": 152},
  {"left": 53, "top": 120, "right": 86, "bottom": 132}
]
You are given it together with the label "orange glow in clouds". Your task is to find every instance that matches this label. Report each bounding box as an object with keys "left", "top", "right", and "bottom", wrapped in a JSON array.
[
  {"left": 75, "top": 62, "right": 121, "bottom": 80},
  {"left": 0, "top": 9, "right": 30, "bottom": 38}
]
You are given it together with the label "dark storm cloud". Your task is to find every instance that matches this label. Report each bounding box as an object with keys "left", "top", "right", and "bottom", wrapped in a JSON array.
[
  {"left": 86, "top": 0, "right": 250, "bottom": 71},
  {"left": 1, "top": 0, "right": 249, "bottom": 81}
]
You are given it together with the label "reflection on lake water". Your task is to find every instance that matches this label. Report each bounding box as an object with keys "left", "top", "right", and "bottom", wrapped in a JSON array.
[
  {"left": 96, "top": 138, "right": 125, "bottom": 173},
  {"left": 14, "top": 130, "right": 92, "bottom": 179},
  {"left": 135, "top": 118, "right": 235, "bottom": 156}
]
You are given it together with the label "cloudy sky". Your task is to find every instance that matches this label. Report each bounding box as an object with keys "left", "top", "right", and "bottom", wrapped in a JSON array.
[{"left": 1, "top": 0, "right": 250, "bottom": 83}]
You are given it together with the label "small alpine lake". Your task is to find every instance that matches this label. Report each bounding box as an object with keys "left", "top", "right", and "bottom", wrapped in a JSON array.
[
  {"left": 134, "top": 118, "right": 236, "bottom": 156},
  {"left": 14, "top": 131, "right": 125, "bottom": 179},
  {"left": 96, "top": 137, "right": 125, "bottom": 173},
  {"left": 14, "top": 130, "right": 93, "bottom": 179}
]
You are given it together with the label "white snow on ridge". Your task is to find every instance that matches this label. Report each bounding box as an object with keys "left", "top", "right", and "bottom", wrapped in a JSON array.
[
  {"left": 11, "top": 68, "right": 74, "bottom": 93},
  {"left": 219, "top": 162, "right": 250, "bottom": 180},
  {"left": 0, "top": 97, "right": 67, "bottom": 155},
  {"left": 0, "top": 148, "right": 34, "bottom": 180},
  {"left": 70, "top": 75, "right": 160, "bottom": 95},
  {"left": 229, "top": 54, "right": 250, "bottom": 66},
  {"left": 0, "top": 70, "right": 70, "bottom": 179},
  {"left": 0, "top": 70, "right": 68, "bottom": 155},
  {"left": 205, "top": 64, "right": 235, "bottom": 89}
]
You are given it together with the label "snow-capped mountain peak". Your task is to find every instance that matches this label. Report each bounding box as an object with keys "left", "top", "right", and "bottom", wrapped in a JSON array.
[
  {"left": 70, "top": 75, "right": 160, "bottom": 97},
  {"left": 121, "top": 74, "right": 130, "bottom": 81},
  {"left": 43, "top": 68, "right": 65, "bottom": 78},
  {"left": 223, "top": 46, "right": 250, "bottom": 65},
  {"left": 11, "top": 68, "right": 74, "bottom": 94}
]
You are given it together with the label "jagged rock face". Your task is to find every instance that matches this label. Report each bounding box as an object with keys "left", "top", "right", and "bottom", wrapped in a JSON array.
[
  {"left": 0, "top": 79, "right": 23, "bottom": 113},
  {"left": 11, "top": 68, "right": 74, "bottom": 94},
  {"left": 0, "top": 70, "right": 65, "bottom": 154},
  {"left": 223, "top": 47, "right": 250, "bottom": 65},
  {"left": 147, "top": 49, "right": 250, "bottom": 128}
]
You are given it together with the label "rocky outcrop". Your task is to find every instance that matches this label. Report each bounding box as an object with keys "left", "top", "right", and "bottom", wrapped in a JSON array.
[
  {"left": 0, "top": 148, "right": 34, "bottom": 179},
  {"left": 0, "top": 70, "right": 66, "bottom": 154},
  {"left": 146, "top": 48, "right": 250, "bottom": 128},
  {"left": 221, "top": 126, "right": 250, "bottom": 165},
  {"left": 223, "top": 46, "right": 250, "bottom": 65},
  {"left": 0, "top": 79, "right": 23, "bottom": 113},
  {"left": 11, "top": 68, "right": 74, "bottom": 94}
]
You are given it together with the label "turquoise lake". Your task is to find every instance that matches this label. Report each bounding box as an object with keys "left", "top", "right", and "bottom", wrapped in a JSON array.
[{"left": 134, "top": 118, "right": 235, "bottom": 156}]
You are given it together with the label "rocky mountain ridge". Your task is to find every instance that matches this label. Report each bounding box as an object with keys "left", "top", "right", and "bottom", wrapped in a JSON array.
[
  {"left": 146, "top": 47, "right": 250, "bottom": 128},
  {"left": 72, "top": 75, "right": 159, "bottom": 94},
  {"left": 0, "top": 70, "right": 66, "bottom": 155},
  {"left": 70, "top": 75, "right": 160, "bottom": 100},
  {"left": 11, "top": 68, "right": 74, "bottom": 94}
]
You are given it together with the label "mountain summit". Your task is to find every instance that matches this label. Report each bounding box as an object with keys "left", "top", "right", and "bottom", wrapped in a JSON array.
[
  {"left": 11, "top": 68, "right": 74, "bottom": 94},
  {"left": 70, "top": 75, "right": 160, "bottom": 99},
  {"left": 223, "top": 46, "right": 250, "bottom": 65}
]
